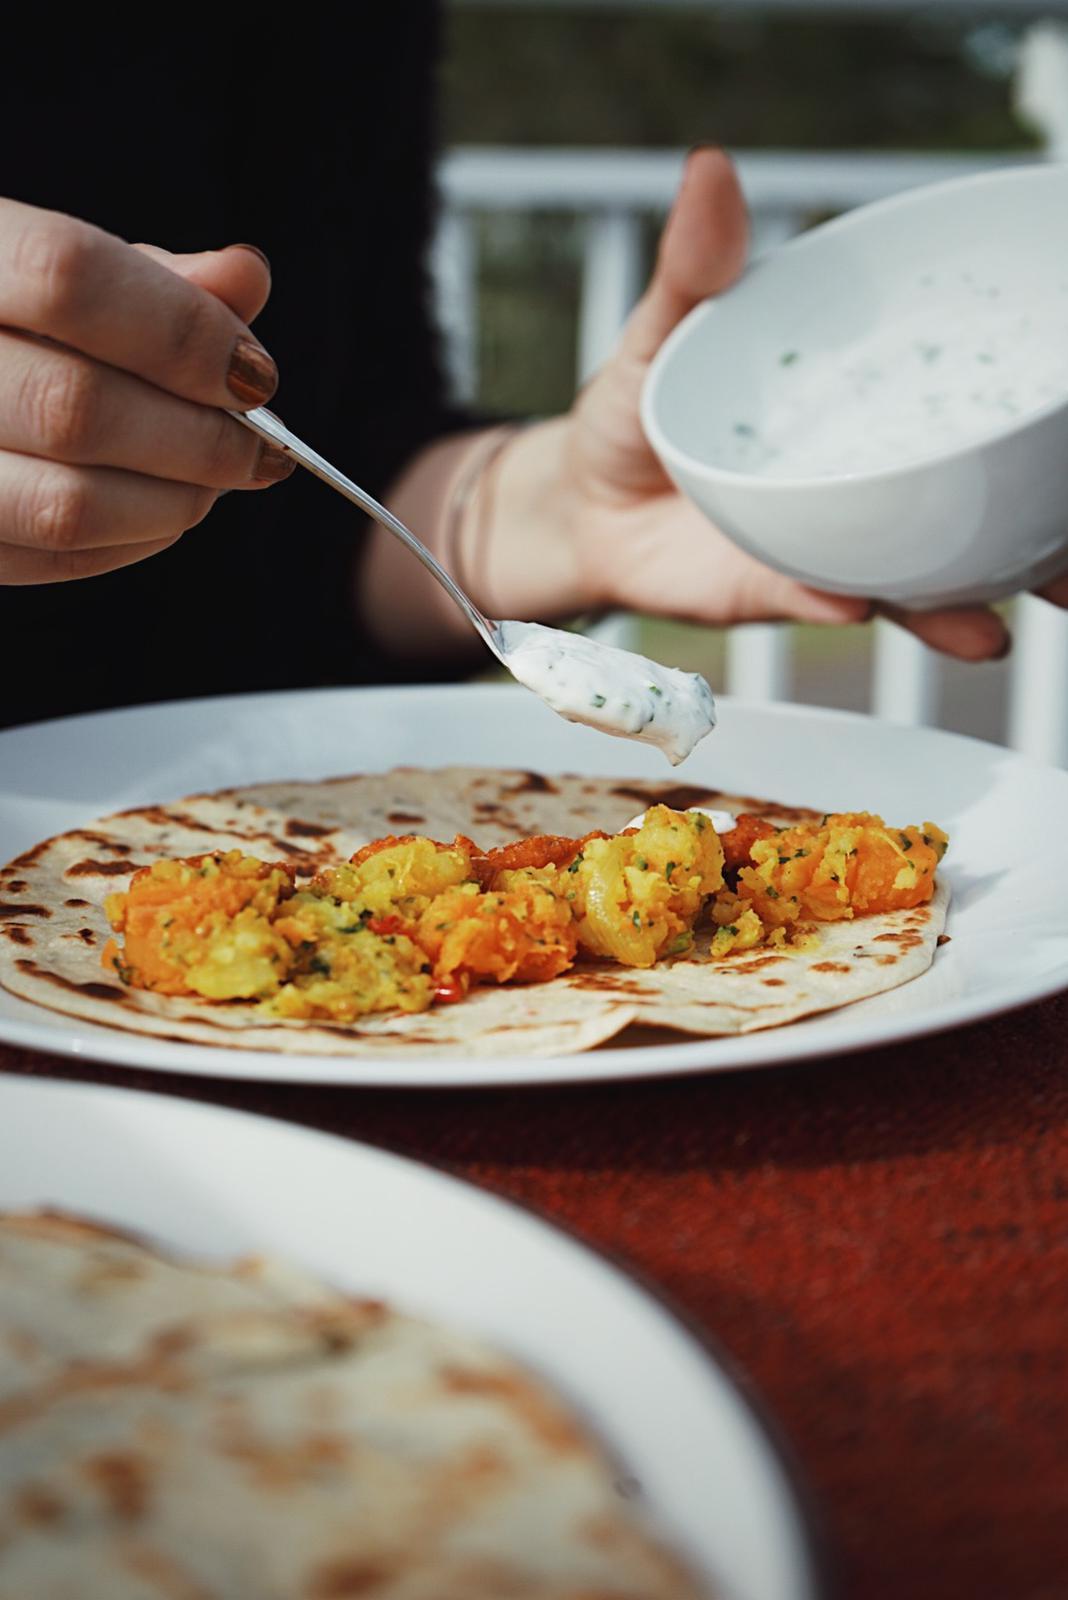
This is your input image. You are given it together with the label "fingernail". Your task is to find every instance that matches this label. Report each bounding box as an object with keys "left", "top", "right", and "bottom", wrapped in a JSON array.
[
  {"left": 254, "top": 443, "right": 296, "bottom": 483},
  {"left": 232, "top": 242, "right": 271, "bottom": 273},
  {"left": 991, "top": 631, "right": 1013, "bottom": 662},
  {"left": 228, "top": 336, "right": 277, "bottom": 406}
]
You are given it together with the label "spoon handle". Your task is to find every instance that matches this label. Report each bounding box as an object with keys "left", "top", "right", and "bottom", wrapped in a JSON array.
[{"left": 231, "top": 406, "right": 503, "bottom": 661}]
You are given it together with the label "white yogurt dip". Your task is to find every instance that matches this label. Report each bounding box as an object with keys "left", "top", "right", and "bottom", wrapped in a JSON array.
[
  {"left": 719, "top": 271, "right": 1068, "bottom": 481},
  {"left": 622, "top": 806, "right": 736, "bottom": 834},
  {"left": 497, "top": 621, "right": 716, "bottom": 766}
]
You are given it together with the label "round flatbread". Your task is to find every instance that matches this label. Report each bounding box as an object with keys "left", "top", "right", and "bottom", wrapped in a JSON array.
[
  {"left": 0, "top": 1211, "right": 710, "bottom": 1598},
  {"left": 0, "top": 768, "right": 948, "bottom": 1057}
]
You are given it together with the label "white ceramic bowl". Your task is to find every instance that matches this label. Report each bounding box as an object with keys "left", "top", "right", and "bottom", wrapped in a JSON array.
[{"left": 641, "top": 164, "right": 1068, "bottom": 607}]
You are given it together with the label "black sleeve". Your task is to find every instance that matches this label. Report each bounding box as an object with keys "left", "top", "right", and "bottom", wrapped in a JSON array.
[{"left": 0, "top": 5, "right": 472, "bottom": 730}]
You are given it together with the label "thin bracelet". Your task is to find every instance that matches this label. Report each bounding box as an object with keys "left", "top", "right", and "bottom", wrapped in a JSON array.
[{"left": 443, "top": 423, "right": 527, "bottom": 612}]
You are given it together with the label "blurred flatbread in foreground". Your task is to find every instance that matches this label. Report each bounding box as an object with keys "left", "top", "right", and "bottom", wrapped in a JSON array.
[{"left": 0, "top": 1211, "right": 711, "bottom": 1599}]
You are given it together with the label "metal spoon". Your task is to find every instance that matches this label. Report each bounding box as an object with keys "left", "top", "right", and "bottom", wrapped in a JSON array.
[{"left": 232, "top": 406, "right": 716, "bottom": 764}]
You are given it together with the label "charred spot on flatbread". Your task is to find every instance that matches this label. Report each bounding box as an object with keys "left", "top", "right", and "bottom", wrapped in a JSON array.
[{"left": 66, "top": 859, "right": 138, "bottom": 878}]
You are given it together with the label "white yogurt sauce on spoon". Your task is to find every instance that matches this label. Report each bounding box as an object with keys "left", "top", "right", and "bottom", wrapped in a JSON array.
[{"left": 497, "top": 621, "right": 716, "bottom": 766}]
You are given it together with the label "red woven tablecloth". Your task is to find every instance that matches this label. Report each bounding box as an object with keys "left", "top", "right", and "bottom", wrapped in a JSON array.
[{"left": 4, "top": 992, "right": 1068, "bottom": 1600}]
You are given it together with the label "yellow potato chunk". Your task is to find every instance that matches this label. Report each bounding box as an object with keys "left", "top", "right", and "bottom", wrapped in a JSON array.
[
  {"left": 314, "top": 836, "right": 474, "bottom": 922},
  {"left": 267, "top": 888, "right": 433, "bottom": 1021},
  {"left": 563, "top": 805, "right": 725, "bottom": 967}
]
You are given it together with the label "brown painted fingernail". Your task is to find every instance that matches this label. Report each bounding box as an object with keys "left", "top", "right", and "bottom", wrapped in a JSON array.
[
  {"left": 254, "top": 443, "right": 296, "bottom": 483},
  {"left": 232, "top": 242, "right": 271, "bottom": 273},
  {"left": 228, "top": 336, "right": 277, "bottom": 405},
  {"left": 992, "top": 631, "right": 1013, "bottom": 662}
]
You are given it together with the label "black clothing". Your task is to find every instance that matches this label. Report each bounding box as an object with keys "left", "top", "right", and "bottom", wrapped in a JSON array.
[{"left": 0, "top": 11, "right": 460, "bottom": 729}]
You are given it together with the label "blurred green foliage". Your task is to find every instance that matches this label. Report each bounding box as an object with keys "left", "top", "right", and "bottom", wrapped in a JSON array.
[
  {"left": 441, "top": 7, "right": 1036, "bottom": 151},
  {"left": 441, "top": 6, "right": 1038, "bottom": 417}
]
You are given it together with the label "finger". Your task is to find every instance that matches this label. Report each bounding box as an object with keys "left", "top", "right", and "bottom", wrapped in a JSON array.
[
  {"left": 619, "top": 148, "right": 749, "bottom": 365},
  {"left": 0, "top": 201, "right": 277, "bottom": 409},
  {"left": 133, "top": 242, "right": 271, "bottom": 326},
  {"left": 1036, "top": 573, "right": 1068, "bottom": 609},
  {"left": 0, "top": 449, "right": 217, "bottom": 553},
  {"left": 0, "top": 329, "right": 294, "bottom": 488},
  {"left": 879, "top": 602, "right": 1011, "bottom": 662},
  {"left": 0, "top": 532, "right": 181, "bottom": 586}
]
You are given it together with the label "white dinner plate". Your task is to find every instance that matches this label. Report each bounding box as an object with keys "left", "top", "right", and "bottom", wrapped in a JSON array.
[
  {"left": 1, "top": 684, "right": 1066, "bottom": 1085},
  {"left": 0, "top": 1075, "right": 821, "bottom": 1600}
]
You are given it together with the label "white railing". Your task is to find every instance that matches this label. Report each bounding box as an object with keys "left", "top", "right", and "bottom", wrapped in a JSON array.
[{"left": 431, "top": 25, "right": 1068, "bottom": 766}]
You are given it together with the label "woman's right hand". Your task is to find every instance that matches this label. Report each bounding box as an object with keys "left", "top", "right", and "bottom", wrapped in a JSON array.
[{"left": 0, "top": 198, "right": 291, "bottom": 585}]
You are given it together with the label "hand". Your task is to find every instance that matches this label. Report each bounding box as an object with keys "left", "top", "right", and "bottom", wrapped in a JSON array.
[
  {"left": 556, "top": 148, "right": 1065, "bottom": 661},
  {"left": 0, "top": 198, "right": 291, "bottom": 585}
]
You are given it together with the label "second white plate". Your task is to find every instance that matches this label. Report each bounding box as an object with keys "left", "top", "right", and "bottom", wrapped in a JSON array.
[{"left": 0, "top": 1075, "right": 821, "bottom": 1600}]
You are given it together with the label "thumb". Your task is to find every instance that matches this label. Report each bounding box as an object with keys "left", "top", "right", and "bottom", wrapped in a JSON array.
[
  {"left": 132, "top": 242, "right": 272, "bottom": 327},
  {"left": 621, "top": 147, "right": 748, "bottom": 365}
]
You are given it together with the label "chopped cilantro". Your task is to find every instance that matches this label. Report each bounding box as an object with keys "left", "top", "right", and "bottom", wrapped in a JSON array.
[
  {"left": 665, "top": 861, "right": 676, "bottom": 876},
  {"left": 899, "top": 833, "right": 913, "bottom": 851},
  {"left": 648, "top": 684, "right": 663, "bottom": 697},
  {"left": 794, "top": 848, "right": 809, "bottom": 859},
  {"left": 632, "top": 910, "right": 642, "bottom": 927},
  {"left": 567, "top": 854, "right": 584, "bottom": 874},
  {"left": 723, "top": 924, "right": 739, "bottom": 937},
  {"left": 779, "top": 350, "right": 800, "bottom": 366},
  {"left": 636, "top": 856, "right": 648, "bottom": 871},
  {"left": 766, "top": 885, "right": 780, "bottom": 899},
  {"left": 591, "top": 693, "right": 606, "bottom": 709}
]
